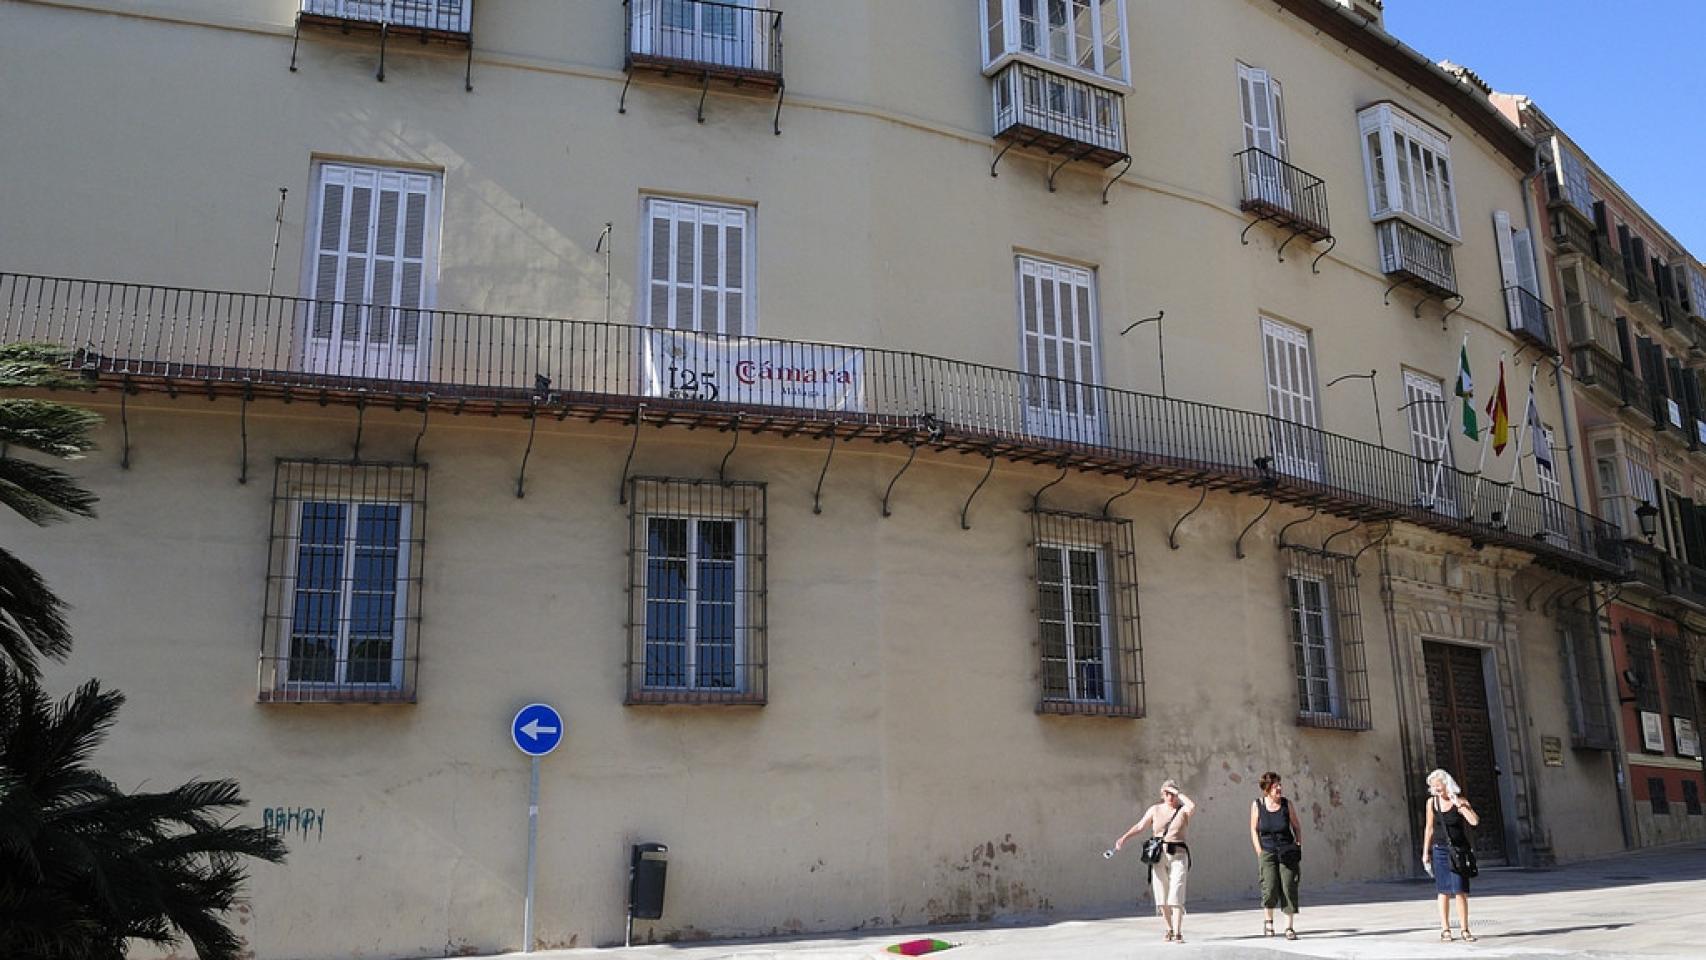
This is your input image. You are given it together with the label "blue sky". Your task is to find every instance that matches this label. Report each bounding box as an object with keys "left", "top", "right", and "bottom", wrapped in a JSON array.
[{"left": 1385, "top": 1, "right": 1706, "bottom": 258}]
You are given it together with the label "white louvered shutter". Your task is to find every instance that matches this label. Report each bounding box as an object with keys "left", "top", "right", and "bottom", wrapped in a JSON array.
[
  {"left": 310, "top": 164, "right": 434, "bottom": 348},
  {"left": 1238, "top": 63, "right": 1275, "bottom": 154},
  {"left": 311, "top": 168, "right": 349, "bottom": 339},
  {"left": 1403, "top": 371, "right": 1453, "bottom": 505},
  {"left": 1261, "top": 318, "right": 1319, "bottom": 477},
  {"left": 1018, "top": 257, "right": 1099, "bottom": 422},
  {"left": 1513, "top": 228, "right": 1539, "bottom": 297},
  {"left": 646, "top": 199, "right": 749, "bottom": 336}
]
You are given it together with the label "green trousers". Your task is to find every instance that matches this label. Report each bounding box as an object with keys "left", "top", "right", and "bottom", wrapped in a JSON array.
[{"left": 1257, "top": 851, "right": 1301, "bottom": 915}]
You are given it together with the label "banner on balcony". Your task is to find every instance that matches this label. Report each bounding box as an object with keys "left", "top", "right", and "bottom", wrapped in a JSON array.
[{"left": 641, "top": 330, "right": 866, "bottom": 413}]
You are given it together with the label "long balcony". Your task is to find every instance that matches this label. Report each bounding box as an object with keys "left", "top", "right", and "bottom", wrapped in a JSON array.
[
  {"left": 1376, "top": 220, "right": 1457, "bottom": 298},
  {"left": 1503, "top": 285, "right": 1556, "bottom": 356},
  {"left": 624, "top": 0, "right": 782, "bottom": 84},
  {"left": 1235, "top": 148, "right": 1332, "bottom": 241},
  {"left": 1624, "top": 542, "right": 1706, "bottom": 611},
  {"left": 990, "top": 62, "right": 1127, "bottom": 167},
  {"left": 0, "top": 272, "right": 1623, "bottom": 578}
]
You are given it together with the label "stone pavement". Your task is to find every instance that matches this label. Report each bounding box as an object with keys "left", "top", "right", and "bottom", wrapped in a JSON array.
[{"left": 471, "top": 841, "right": 1704, "bottom": 960}]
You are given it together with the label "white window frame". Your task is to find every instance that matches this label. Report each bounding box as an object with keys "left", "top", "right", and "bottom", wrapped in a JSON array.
[
  {"left": 1357, "top": 103, "right": 1461, "bottom": 242},
  {"left": 639, "top": 515, "right": 748, "bottom": 693},
  {"left": 1547, "top": 137, "right": 1594, "bottom": 220},
  {"left": 1260, "top": 317, "right": 1323, "bottom": 481},
  {"left": 1016, "top": 255, "right": 1101, "bottom": 441},
  {"left": 1237, "top": 62, "right": 1288, "bottom": 160},
  {"left": 641, "top": 197, "right": 755, "bottom": 336},
  {"left": 302, "top": 0, "right": 472, "bottom": 33},
  {"left": 1402, "top": 370, "right": 1457, "bottom": 514},
  {"left": 980, "top": 0, "right": 1130, "bottom": 87},
  {"left": 1036, "top": 541, "right": 1114, "bottom": 704},
  {"left": 282, "top": 499, "right": 412, "bottom": 691},
  {"left": 1287, "top": 574, "right": 1342, "bottom": 718}
]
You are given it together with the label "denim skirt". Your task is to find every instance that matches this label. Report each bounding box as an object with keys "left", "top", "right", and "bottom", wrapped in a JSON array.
[{"left": 1431, "top": 845, "right": 1470, "bottom": 895}]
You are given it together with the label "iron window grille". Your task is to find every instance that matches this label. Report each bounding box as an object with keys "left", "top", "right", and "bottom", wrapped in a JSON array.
[
  {"left": 1559, "top": 608, "right": 1616, "bottom": 750},
  {"left": 1029, "top": 510, "right": 1143, "bottom": 718},
  {"left": 1623, "top": 626, "right": 1663, "bottom": 714},
  {"left": 1648, "top": 776, "right": 1669, "bottom": 815},
  {"left": 259, "top": 459, "right": 427, "bottom": 703},
  {"left": 1683, "top": 779, "right": 1702, "bottom": 816},
  {"left": 626, "top": 477, "right": 767, "bottom": 705},
  {"left": 1658, "top": 636, "right": 1699, "bottom": 728},
  {"left": 1281, "top": 547, "right": 1371, "bottom": 730}
]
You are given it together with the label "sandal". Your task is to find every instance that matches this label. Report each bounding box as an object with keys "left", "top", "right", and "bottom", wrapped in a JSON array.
[
  {"left": 1440, "top": 928, "right": 1455, "bottom": 942},
  {"left": 1461, "top": 929, "right": 1477, "bottom": 942},
  {"left": 1285, "top": 928, "right": 1298, "bottom": 940},
  {"left": 1163, "top": 930, "right": 1173, "bottom": 941},
  {"left": 1174, "top": 932, "right": 1185, "bottom": 943},
  {"left": 1263, "top": 919, "right": 1274, "bottom": 938}
]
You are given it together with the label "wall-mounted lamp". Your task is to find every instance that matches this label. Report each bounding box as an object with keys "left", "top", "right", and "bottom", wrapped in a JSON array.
[{"left": 1635, "top": 501, "right": 1660, "bottom": 543}]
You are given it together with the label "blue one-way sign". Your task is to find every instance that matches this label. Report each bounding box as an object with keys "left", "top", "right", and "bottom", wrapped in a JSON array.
[{"left": 511, "top": 703, "right": 564, "bottom": 757}]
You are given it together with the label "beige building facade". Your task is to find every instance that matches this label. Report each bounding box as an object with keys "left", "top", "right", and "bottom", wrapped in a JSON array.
[{"left": 0, "top": 1, "right": 1650, "bottom": 956}]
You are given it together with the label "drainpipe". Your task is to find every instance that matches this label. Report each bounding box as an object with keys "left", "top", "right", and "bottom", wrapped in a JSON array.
[{"left": 1520, "top": 149, "right": 1635, "bottom": 849}]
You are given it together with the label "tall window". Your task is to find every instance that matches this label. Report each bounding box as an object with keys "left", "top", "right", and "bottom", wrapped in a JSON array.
[
  {"left": 1031, "top": 510, "right": 1142, "bottom": 717},
  {"left": 1536, "top": 425, "right": 1566, "bottom": 537},
  {"left": 1402, "top": 371, "right": 1454, "bottom": 511},
  {"left": 1358, "top": 104, "right": 1460, "bottom": 240},
  {"left": 305, "top": 162, "right": 440, "bottom": 379},
  {"left": 1558, "top": 610, "right": 1615, "bottom": 750},
  {"left": 1546, "top": 137, "right": 1594, "bottom": 220},
  {"left": 1282, "top": 548, "right": 1370, "bottom": 730},
  {"left": 643, "top": 197, "right": 753, "bottom": 336},
  {"left": 261, "top": 460, "right": 427, "bottom": 703},
  {"left": 1017, "top": 256, "right": 1100, "bottom": 440},
  {"left": 982, "top": 0, "right": 1128, "bottom": 85},
  {"left": 1260, "top": 317, "right": 1321, "bottom": 481},
  {"left": 626, "top": 478, "right": 766, "bottom": 704},
  {"left": 1237, "top": 63, "right": 1287, "bottom": 158}
]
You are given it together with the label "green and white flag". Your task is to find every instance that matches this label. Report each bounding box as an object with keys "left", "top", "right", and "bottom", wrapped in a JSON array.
[{"left": 1454, "top": 338, "right": 1478, "bottom": 440}]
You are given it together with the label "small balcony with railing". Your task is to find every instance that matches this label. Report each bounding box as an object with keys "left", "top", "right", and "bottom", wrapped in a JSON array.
[
  {"left": 1376, "top": 220, "right": 1456, "bottom": 299},
  {"left": 1235, "top": 148, "right": 1332, "bottom": 245},
  {"left": 0, "top": 270, "right": 1625, "bottom": 579},
  {"left": 621, "top": 0, "right": 783, "bottom": 130},
  {"left": 1590, "top": 234, "right": 1625, "bottom": 285},
  {"left": 291, "top": 0, "right": 474, "bottom": 87},
  {"left": 990, "top": 62, "right": 1128, "bottom": 173},
  {"left": 1570, "top": 344, "right": 1646, "bottom": 412},
  {"left": 1626, "top": 262, "right": 1661, "bottom": 310},
  {"left": 1503, "top": 285, "right": 1556, "bottom": 355},
  {"left": 1548, "top": 206, "right": 1596, "bottom": 258}
]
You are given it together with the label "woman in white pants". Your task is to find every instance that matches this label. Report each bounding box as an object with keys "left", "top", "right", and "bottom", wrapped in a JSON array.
[{"left": 1113, "top": 780, "right": 1197, "bottom": 942}]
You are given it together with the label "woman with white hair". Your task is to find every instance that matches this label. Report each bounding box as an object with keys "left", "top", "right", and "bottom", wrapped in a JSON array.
[
  {"left": 1112, "top": 779, "right": 1196, "bottom": 943},
  {"left": 1422, "top": 769, "right": 1482, "bottom": 941}
]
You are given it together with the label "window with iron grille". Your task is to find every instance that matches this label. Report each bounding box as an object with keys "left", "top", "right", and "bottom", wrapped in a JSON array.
[
  {"left": 1559, "top": 609, "right": 1615, "bottom": 750},
  {"left": 1281, "top": 548, "right": 1371, "bottom": 730},
  {"left": 1658, "top": 636, "right": 1699, "bottom": 728},
  {"left": 259, "top": 459, "right": 427, "bottom": 703},
  {"left": 1683, "top": 779, "right": 1702, "bottom": 816},
  {"left": 1648, "top": 776, "right": 1669, "bottom": 815},
  {"left": 1623, "top": 626, "right": 1663, "bottom": 714},
  {"left": 626, "top": 478, "right": 766, "bottom": 705},
  {"left": 1030, "top": 510, "right": 1142, "bottom": 717}
]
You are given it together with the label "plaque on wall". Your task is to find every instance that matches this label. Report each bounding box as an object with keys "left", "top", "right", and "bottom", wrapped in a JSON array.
[
  {"left": 1675, "top": 718, "right": 1701, "bottom": 760},
  {"left": 1541, "top": 736, "right": 1564, "bottom": 767},
  {"left": 1640, "top": 711, "right": 1666, "bottom": 753}
]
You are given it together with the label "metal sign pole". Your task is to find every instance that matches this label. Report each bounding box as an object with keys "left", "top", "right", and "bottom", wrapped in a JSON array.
[{"left": 524, "top": 755, "right": 540, "bottom": 953}]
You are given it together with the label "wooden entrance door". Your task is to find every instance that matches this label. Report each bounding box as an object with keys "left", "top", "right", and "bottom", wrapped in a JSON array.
[{"left": 1423, "top": 641, "right": 1508, "bottom": 862}]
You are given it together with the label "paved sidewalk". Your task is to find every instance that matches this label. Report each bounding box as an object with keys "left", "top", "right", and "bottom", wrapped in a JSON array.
[{"left": 470, "top": 841, "right": 1704, "bottom": 960}]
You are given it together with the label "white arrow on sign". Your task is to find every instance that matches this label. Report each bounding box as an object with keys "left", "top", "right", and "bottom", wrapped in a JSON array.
[{"left": 520, "top": 719, "right": 558, "bottom": 741}]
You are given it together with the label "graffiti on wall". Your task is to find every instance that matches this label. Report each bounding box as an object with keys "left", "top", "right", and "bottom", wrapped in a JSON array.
[{"left": 263, "top": 806, "right": 326, "bottom": 842}]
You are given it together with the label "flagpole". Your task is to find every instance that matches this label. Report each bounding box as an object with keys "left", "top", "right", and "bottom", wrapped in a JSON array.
[
  {"left": 1499, "top": 364, "right": 1540, "bottom": 526},
  {"left": 1431, "top": 333, "right": 1471, "bottom": 508},
  {"left": 1468, "top": 351, "right": 1504, "bottom": 520}
]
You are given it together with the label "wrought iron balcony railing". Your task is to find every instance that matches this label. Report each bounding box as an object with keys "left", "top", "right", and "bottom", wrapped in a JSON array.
[
  {"left": 0, "top": 272, "right": 1623, "bottom": 576},
  {"left": 1626, "top": 264, "right": 1660, "bottom": 306},
  {"left": 1376, "top": 220, "right": 1457, "bottom": 298},
  {"left": 1235, "top": 148, "right": 1331, "bottom": 241},
  {"left": 1591, "top": 235, "right": 1625, "bottom": 284},
  {"left": 1564, "top": 301, "right": 1621, "bottom": 358},
  {"left": 1571, "top": 343, "right": 1647, "bottom": 412},
  {"left": 991, "top": 61, "right": 1127, "bottom": 166},
  {"left": 300, "top": 0, "right": 471, "bottom": 33},
  {"left": 624, "top": 0, "right": 782, "bottom": 82},
  {"left": 1548, "top": 207, "right": 1595, "bottom": 257},
  {"left": 1503, "top": 285, "right": 1556, "bottom": 355}
]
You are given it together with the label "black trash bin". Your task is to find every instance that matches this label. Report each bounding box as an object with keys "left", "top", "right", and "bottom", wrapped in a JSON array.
[{"left": 629, "top": 842, "right": 668, "bottom": 920}]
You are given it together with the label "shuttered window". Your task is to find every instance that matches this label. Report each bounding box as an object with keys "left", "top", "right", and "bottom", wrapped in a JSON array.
[
  {"left": 1402, "top": 371, "right": 1454, "bottom": 510},
  {"left": 1017, "top": 256, "right": 1100, "bottom": 435},
  {"left": 1260, "top": 317, "right": 1321, "bottom": 480},
  {"left": 1237, "top": 63, "right": 1287, "bottom": 159},
  {"left": 643, "top": 198, "right": 752, "bottom": 336},
  {"left": 308, "top": 163, "right": 437, "bottom": 352}
]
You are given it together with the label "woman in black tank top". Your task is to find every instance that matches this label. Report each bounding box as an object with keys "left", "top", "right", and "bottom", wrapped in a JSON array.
[
  {"left": 1423, "top": 768, "right": 1482, "bottom": 941},
  {"left": 1248, "top": 771, "right": 1304, "bottom": 939}
]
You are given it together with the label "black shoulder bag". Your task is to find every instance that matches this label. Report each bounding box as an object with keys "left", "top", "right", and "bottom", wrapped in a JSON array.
[
  {"left": 1270, "top": 797, "right": 1302, "bottom": 868},
  {"left": 1140, "top": 806, "right": 1183, "bottom": 865}
]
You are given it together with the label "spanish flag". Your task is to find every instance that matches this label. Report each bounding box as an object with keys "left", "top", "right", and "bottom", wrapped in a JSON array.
[{"left": 1484, "top": 361, "right": 1510, "bottom": 454}]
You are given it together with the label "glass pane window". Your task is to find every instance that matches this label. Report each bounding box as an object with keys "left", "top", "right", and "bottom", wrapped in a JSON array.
[
  {"left": 1288, "top": 575, "right": 1341, "bottom": 717},
  {"left": 287, "top": 500, "right": 410, "bottom": 688},
  {"left": 1358, "top": 104, "right": 1460, "bottom": 241},
  {"left": 984, "top": 0, "right": 1127, "bottom": 83},
  {"left": 1037, "top": 543, "right": 1111, "bottom": 703},
  {"left": 642, "top": 516, "right": 745, "bottom": 691}
]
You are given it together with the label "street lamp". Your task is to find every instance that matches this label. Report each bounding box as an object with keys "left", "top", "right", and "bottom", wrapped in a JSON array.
[{"left": 1635, "top": 500, "right": 1659, "bottom": 543}]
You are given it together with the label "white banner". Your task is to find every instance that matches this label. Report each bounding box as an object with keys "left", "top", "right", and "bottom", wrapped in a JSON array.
[{"left": 641, "top": 330, "right": 866, "bottom": 412}]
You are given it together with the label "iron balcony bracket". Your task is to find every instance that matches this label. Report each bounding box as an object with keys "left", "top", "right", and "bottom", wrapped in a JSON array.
[
  {"left": 1321, "top": 518, "right": 1363, "bottom": 553},
  {"left": 1276, "top": 226, "right": 1309, "bottom": 263},
  {"left": 697, "top": 72, "right": 710, "bottom": 123},
  {"left": 1101, "top": 473, "right": 1140, "bottom": 520},
  {"left": 960, "top": 449, "right": 998, "bottom": 530},
  {"left": 618, "top": 71, "right": 634, "bottom": 114},
  {"left": 120, "top": 378, "right": 134, "bottom": 469},
  {"left": 1240, "top": 211, "right": 1279, "bottom": 247},
  {"left": 376, "top": 22, "right": 388, "bottom": 82},
  {"left": 238, "top": 382, "right": 253, "bottom": 485},
  {"left": 1045, "top": 145, "right": 1095, "bottom": 193},
  {"left": 718, "top": 416, "right": 742, "bottom": 484},
  {"left": 1350, "top": 520, "right": 1394, "bottom": 570},
  {"left": 1030, "top": 458, "right": 1070, "bottom": 512},
  {"left": 1101, "top": 156, "right": 1132, "bottom": 205},
  {"left": 1168, "top": 481, "right": 1209, "bottom": 550},
  {"left": 617, "top": 403, "right": 646, "bottom": 504},
  {"left": 1310, "top": 235, "right": 1337, "bottom": 275},
  {"left": 811, "top": 422, "right": 838, "bottom": 515},
  {"left": 881, "top": 442, "right": 920, "bottom": 518},
  {"left": 1437, "top": 294, "right": 1466, "bottom": 329},
  {"left": 1234, "top": 489, "right": 1277, "bottom": 560},
  {"left": 990, "top": 139, "right": 1019, "bottom": 179},
  {"left": 773, "top": 81, "right": 784, "bottom": 136},
  {"left": 1276, "top": 507, "right": 1320, "bottom": 549},
  {"left": 1382, "top": 277, "right": 1413, "bottom": 306},
  {"left": 464, "top": 34, "right": 474, "bottom": 92},
  {"left": 351, "top": 392, "right": 368, "bottom": 461},
  {"left": 411, "top": 395, "right": 433, "bottom": 464},
  {"left": 515, "top": 402, "right": 539, "bottom": 498}
]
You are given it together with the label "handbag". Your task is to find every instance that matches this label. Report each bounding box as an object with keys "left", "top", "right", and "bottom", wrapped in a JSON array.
[
  {"left": 1448, "top": 841, "right": 1478, "bottom": 878},
  {"left": 1277, "top": 841, "right": 1303, "bottom": 869},
  {"left": 1140, "top": 806, "right": 1183, "bottom": 864}
]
